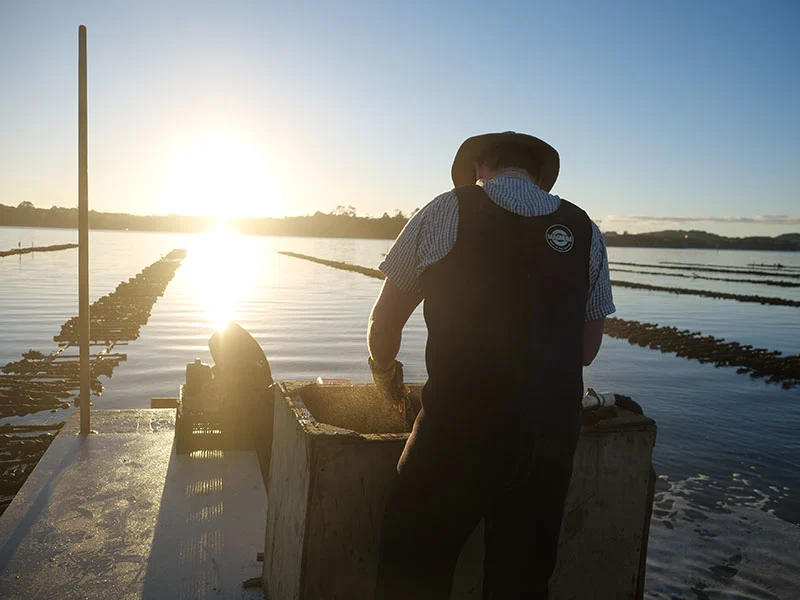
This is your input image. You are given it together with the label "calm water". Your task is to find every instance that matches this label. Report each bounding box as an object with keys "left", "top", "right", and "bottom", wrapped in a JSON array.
[{"left": 2, "top": 226, "right": 799, "bottom": 598}]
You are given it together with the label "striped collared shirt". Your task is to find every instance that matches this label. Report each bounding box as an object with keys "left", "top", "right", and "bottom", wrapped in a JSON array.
[{"left": 379, "top": 171, "right": 615, "bottom": 321}]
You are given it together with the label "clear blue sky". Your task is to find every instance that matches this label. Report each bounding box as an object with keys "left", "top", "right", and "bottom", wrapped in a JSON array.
[{"left": 1, "top": 0, "right": 798, "bottom": 235}]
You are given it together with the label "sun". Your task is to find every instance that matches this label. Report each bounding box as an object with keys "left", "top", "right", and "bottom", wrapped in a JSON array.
[
  {"left": 182, "top": 223, "right": 261, "bottom": 332},
  {"left": 161, "top": 132, "right": 284, "bottom": 218}
]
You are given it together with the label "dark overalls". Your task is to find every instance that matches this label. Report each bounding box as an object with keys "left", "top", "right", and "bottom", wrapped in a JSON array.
[{"left": 375, "top": 185, "right": 592, "bottom": 599}]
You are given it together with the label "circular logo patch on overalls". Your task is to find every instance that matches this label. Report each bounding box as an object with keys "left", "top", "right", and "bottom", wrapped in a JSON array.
[{"left": 545, "top": 224, "right": 574, "bottom": 253}]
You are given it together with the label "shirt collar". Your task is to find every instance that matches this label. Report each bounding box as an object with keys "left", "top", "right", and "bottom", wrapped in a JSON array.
[
  {"left": 476, "top": 169, "right": 537, "bottom": 188},
  {"left": 474, "top": 170, "right": 561, "bottom": 216}
]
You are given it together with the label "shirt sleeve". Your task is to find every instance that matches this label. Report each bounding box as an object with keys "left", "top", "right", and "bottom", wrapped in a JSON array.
[
  {"left": 585, "top": 221, "right": 616, "bottom": 321},
  {"left": 379, "top": 207, "right": 427, "bottom": 297},
  {"left": 379, "top": 192, "right": 459, "bottom": 297}
]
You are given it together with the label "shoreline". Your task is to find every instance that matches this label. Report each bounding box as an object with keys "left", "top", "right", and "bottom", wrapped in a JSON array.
[{"left": 2, "top": 223, "right": 798, "bottom": 252}]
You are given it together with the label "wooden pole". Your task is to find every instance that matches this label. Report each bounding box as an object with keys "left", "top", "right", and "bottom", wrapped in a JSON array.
[{"left": 78, "top": 25, "right": 90, "bottom": 435}]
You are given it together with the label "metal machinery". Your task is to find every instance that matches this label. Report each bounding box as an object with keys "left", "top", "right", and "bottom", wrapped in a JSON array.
[{"left": 175, "top": 324, "right": 275, "bottom": 478}]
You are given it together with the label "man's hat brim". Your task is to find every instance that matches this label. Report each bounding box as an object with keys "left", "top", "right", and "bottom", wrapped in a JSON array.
[{"left": 451, "top": 132, "right": 560, "bottom": 191}]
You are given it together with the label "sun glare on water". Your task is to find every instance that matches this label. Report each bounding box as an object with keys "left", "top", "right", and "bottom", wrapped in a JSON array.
[
  {"left": 183, "top": 224, "right": 261, "bottom": 332},
  {"left": 162, "top": 132, "right": 284, "bottom": 219}
]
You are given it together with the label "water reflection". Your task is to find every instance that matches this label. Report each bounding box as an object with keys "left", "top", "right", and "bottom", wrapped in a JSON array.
[
  {"left": 647, "top": 472, "right": 800, "bottom": 598},
  {"left": 182, "top": 225, "right": 262, "bottom": 331}
]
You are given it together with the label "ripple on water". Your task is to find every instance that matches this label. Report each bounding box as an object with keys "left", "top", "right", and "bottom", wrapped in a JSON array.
[{"left": 646, "top": 474, "right": 800, "bottom": 599}]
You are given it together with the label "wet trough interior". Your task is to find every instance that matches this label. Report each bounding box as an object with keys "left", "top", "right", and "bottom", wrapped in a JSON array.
[{"left": 297, "top": 384, "right": 421, "bottom": 434}]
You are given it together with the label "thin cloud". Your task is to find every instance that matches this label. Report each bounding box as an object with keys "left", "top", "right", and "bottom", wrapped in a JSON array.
[{"left": 604, "top": 215, "right": 800, "bottom": 225}]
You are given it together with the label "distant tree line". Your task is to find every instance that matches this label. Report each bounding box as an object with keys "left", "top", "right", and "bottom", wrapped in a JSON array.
[
  {"left": 1, "top": 202, "right": 797, "bottom": 249},
  {"left": 0, "top": 201, "right": 414, "bottom": 240},
  {"left": 603, "top": 229, "right": 800, "bottom": 251}
]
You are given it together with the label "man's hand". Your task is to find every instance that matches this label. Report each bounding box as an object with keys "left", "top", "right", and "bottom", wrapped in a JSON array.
[{"left": 369, "top": 357, "right": 409, "bottom": 412}]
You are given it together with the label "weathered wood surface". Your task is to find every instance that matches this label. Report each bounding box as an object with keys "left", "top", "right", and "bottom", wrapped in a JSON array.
[
  {"left": 263, "top": 385, "right": 313, "bottom": 600},
  {"left": 279, "top": 251, "right": 384, "bottom": 279},
  {"left": 1, "top": 249, "right": 186, "bottom": 419},
  {"left": 610, "top": 260, "right": 800, "bottom": 279},
  {"left": 610, "top": 266, "right": 800, "bottom": 288},
  {"left": 610, "top": 279, "right": 800, "bottom": 307},
  {"left": 0, "top": 243, "right": 78, "bottom": 258},
  {"left": 604, "top": 317, "right": 799, "bottom": 389}
]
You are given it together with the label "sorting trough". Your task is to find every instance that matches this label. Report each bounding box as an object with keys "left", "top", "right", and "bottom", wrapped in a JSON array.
[{"left": 263, "top": 383, "right": 656, "bottom": 599}]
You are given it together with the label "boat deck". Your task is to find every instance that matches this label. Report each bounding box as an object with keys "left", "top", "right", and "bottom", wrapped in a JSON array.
[{"left": 0, "top": 409, "right": 266, "bottom": 599}]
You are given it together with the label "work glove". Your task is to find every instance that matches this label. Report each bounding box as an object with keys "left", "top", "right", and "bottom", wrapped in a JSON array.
[{"left": 368, "top": 357, "right": 411, "bottom": 415}]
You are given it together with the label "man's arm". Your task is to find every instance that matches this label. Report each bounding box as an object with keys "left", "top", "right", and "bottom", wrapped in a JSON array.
[
  {"left": 583, "top": 318, "right": 605, "bottom": 366},
  {"left": 583, "top": 222, "right": 615, "bottom": 366},
  {"left": 368, "top": 279, "right": 422, "bottom": 369}
]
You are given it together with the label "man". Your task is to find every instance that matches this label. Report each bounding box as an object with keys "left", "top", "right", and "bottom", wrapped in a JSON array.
[{"left": 368, "top": 132, "right": 615, "bottom": 599}]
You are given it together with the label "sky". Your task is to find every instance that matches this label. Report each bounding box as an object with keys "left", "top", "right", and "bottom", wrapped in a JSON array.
[{"left": 1, "top": 0, "right": 798, "bottom": 236}]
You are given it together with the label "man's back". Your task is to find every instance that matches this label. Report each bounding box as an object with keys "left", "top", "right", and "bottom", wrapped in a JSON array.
[
  {"left": 420, "top": 184, "right": 591, "bottom": 431},
  {"left": 369, "top": 133, "right": 615, "bottom": 599}
]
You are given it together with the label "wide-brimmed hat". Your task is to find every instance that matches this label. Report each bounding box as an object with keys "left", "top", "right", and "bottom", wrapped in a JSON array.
[{"left": 451, "top": 131, "right": 560, "bottom": 191}]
